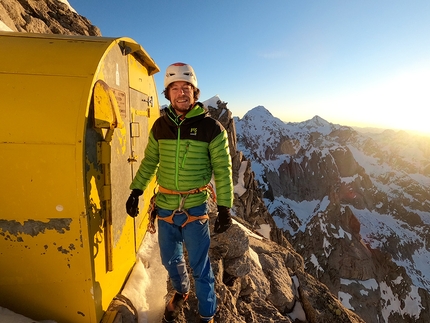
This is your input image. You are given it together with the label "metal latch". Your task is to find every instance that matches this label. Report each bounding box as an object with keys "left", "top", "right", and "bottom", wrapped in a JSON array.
[
  {"left": 143, "top": 96, "right": 153, "bottom": 107},
  {"left": 127, "top": 156, "right": 138, "bottom": 163}
]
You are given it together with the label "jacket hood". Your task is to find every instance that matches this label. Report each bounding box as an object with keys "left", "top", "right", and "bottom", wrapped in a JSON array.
[{"left": 164, "top": 102, "right": 208, "bottom": 126}]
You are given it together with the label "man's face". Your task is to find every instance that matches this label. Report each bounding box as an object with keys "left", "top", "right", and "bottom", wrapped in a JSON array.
[{"left": 168, "top": 81, "right": 195, "bottom": 114}]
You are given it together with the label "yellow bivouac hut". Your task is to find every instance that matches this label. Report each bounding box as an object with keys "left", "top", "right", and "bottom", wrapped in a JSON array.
[{"left": 0, "top": 32, "right": 160, "bottom": 322}]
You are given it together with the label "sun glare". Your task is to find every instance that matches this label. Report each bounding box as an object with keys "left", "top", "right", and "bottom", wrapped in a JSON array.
[
  {"left": 288, "top": 63, "right": 430, "bottom": 135},
  {"left": 360, "top": 66, "right": 430, "bottom": 134}
]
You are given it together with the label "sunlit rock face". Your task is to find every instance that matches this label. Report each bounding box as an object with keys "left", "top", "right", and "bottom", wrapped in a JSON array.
[{"left": 0, "top": 0, "right": 100, "bottom": 35}]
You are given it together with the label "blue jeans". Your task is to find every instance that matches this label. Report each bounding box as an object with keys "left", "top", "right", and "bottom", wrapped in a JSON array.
[{"left": 157, "top": 203, "right": 216, "bottom": 318}]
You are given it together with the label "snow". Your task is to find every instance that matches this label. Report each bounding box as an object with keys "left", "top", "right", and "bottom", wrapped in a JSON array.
[
  {"left": 270, "top": 196, "right": 330, "bottom": 235},
  {"left": 341, "top": 174, "right": 359, "bottom": 184},
  {"left": 338, "top": 291, "right": 354, "bottom": 310},
  {"left": 202, "top": 95, "right": 222, "bottom": 110},
  {"left": 341, "top": 278, "right": 379, "bottom": 291},
  {"left": 0, "top": 20, "right": 12, "bottom": 32},
  {"left": 234, "top": 161, "right": 248, "bottom": 197},
  {"left": 405, "top": 206, "right": 430, "bottom": 225},
  {"left": 318, "top": 216, "right": 329, "bottom": 235},
  {"left": 350, "top": 206, "right": 430, "bottom": 289},
  {"left": 308, "top": 254, "right": 324, "bottom": 274},
  {"left": 255, "top": 224, "right": 271, "bottom": 240},
  {"left": 288, "top": 299, "right": 307, "bottom": 321},
  {"left": 340, "top": 278, "right": 380, "bottom": 299},
  {"left": 392, "top": 276, "right": 403, "bottom": 284},
  {"left": 248, "top": 246, "right": 262, "bottom": 269},
  {"left": 288, "top": 276, "right": 306, "bottom": 321},
  {"left": 122, "top": 233, "right": 166, "bottom": 323},
  {"left": 322, "top": 236, "right": 332, "bottom": 257},
  {"left": 380, "top": 281, "right": 422, "bottom": 321},
  {"left": 332, "top": 226, "right": 352, "bottom": 240},
  {"left": 233, "top": 218, "right": 263, "bottom": 241},
  {"left": 408, "top": 172, "right": 430, "bottom": 188},
  {"left": 57, "top": 0, "right": 77, "bottom": 13}
]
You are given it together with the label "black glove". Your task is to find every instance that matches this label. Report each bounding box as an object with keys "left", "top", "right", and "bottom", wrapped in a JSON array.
[
  {"left": 214, "top": 205, "right": 232, "bottom": 233},
  {"left": 126, "top": 189, "right": 143, "bottom": 217}
]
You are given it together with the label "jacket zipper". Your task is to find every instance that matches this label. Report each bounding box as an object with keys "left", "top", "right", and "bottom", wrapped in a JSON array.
[
  {"left": 174, "top": 117, "right": 186, "bottom": 190},
  {"left": 182, "top": 142, "right": 190, "bottom": 168},
  {"left": 175, "top": 125, "right": 181, "bottom": 189}
]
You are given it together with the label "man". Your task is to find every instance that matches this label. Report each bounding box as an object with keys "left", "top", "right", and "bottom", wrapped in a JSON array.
[{"left": 126, "top": 62, "right": 233, "bottom": 323}]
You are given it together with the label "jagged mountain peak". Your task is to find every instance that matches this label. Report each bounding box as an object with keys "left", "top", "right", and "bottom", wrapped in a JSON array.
[
  {"left": 305, "top": 115, "right": 332, "bottom": 128},
  {"left": 237, "top": 105, "right": 286, "bottom": 130},
  {"left": 237, "top": 106, "right": 341, "bottom": 138},
  {"left": 243, "top": 105, "right": 274, "bottom": 119},
  {"left": 291, "top": 114, "right": 338, "bottom": 135}
]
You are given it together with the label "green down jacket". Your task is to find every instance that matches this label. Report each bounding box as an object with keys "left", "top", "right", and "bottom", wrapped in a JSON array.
[{"left": 130, "top": 103, "right": 233, "bottom": 210}]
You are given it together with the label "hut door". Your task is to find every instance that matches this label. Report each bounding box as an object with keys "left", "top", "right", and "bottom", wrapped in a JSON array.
[{"left": 129, "top": 88, "right": 152, "bottom": 248}]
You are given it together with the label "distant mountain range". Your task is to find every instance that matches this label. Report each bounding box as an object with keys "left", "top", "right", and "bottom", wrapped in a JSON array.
[{"left": 229, "top": 102, "right": 430, "bottom": 323}]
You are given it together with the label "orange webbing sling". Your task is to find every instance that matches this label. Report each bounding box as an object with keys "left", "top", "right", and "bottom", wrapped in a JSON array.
[{"left": 147, "top": 184, "right": 216, "bottom": 234}]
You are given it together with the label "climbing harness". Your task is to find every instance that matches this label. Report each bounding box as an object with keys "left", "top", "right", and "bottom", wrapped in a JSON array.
[{"left": 146, "top": 184, "right": 216, "bottom": 234}]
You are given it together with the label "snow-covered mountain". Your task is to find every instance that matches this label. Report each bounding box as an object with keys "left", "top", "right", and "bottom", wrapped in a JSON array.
[{"left": 234, "top": 105, "right": 430, "bottom": 322}]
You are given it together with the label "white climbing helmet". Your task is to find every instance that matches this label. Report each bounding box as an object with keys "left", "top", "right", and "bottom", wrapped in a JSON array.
[{"left": 164, "top": 62, "right": 198, "bottom": 88}]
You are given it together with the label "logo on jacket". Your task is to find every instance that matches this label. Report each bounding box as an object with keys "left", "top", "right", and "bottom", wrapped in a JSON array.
[{"left": 190, "top": 128, "right": 198, "bottom": 136}]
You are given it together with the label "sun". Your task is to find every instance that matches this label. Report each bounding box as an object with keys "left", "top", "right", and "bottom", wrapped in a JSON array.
[{"left": 297, "top": 63, "right": 430, "bottom": 135}]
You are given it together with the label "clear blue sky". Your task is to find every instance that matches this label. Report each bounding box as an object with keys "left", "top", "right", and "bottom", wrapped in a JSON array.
[{"left": 69, "top": 0, "right": 430, "bottom": 134}]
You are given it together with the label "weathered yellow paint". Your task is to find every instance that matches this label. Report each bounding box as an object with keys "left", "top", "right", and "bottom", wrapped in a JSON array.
[{"left": 0, "top": 32, "right": 160, "bottom": 323}]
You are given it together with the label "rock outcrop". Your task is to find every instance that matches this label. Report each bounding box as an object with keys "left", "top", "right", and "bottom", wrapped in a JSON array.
[{"left": 0, "top": 0, "right": 100, "bottom": 35}]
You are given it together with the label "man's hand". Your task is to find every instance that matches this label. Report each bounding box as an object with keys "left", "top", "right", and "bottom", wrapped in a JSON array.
[
  {"left": 214, "top": 205, "right": 232, "bottom": 233},
  {"left": 126, "top": 189, "right": 143, "bottom": 217}
]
